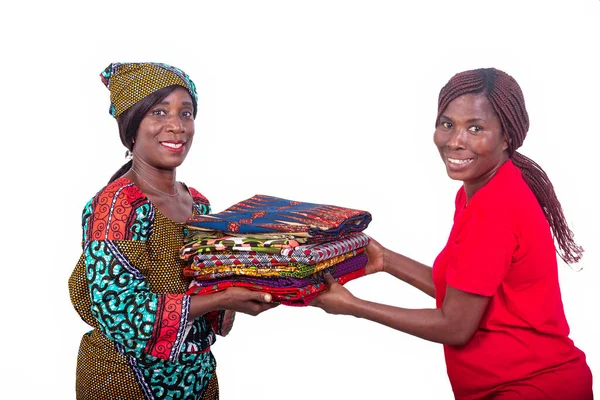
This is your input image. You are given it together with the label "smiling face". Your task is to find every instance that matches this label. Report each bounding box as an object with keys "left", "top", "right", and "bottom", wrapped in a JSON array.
[
  {"left": 434, "top": 94, "right": 509, "bottom": 198},
  {"left": 133, "top": 86, "right": 195, "bottom": 170}
]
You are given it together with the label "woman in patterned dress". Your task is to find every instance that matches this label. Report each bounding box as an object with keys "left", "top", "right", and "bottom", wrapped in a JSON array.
[{"left": 69, "top": 62, "right": 276, "bottom": 400}]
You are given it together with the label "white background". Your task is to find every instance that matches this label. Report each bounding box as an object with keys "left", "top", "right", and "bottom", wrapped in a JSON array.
[{"left": 1, "top": 1, "right": 598, "bottom": 399}]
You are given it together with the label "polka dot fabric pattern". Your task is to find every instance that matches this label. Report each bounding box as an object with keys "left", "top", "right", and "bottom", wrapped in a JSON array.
[
  {"left": 69, "top": 178, "right": 222, "bottom": 399},
  {"left": 100, "top": 62, "right": 198, "bottom": 117}
]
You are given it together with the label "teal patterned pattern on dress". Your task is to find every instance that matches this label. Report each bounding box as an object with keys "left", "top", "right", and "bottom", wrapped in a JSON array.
[
  {"left": 86, "top": 240, "right": 158, "bottom": 356},
  {"left": 81, "top": 200, "right": 93, "bottom": 242},
  {"left": 122, "top": 347, "right": 216, "bottom": 400},
  {"left": 132, "top": 202, "right": 154, "bottom": 241}
]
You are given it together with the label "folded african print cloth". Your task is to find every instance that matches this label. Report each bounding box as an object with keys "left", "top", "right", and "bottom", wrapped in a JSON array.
[
  {"left": 184, "top": 248, "right": 366, "bottom": 280},
  {"left": 186, "top": 252, "right": 366, "bottom": 288},
  {"left": 182, "top": 195, "right": 373, "bottom": 306},
  {"left": 186, "top": 254, "right": 368, "bottom": 306},
  {"left": 183, "top": 232, "right": 369, "bottom": 265},
  {"left": 185, "top": 194, "right": 372, "bottom": 242},
  {"left": 180, "top": 235, "right": 306, "bottom": 259}
]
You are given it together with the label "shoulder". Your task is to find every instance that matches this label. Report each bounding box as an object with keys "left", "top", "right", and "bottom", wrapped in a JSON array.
[
  {"left": 188, "top": 186, "right": 210, "bottom": 205},
  {"left": 481, "top": 161, "right": 538, "bottom": 211},
  {"left": 466, "top": 161, "right": 540, "bottom": 229},
  {"left": 83, "top": 177, "right": 152, "bottom": 241},
  {"left": 188, "top": 186, "right": 211, "bottom": 214},
  {"left": 471, "top": 161, "right": 521, "bottom": 204}
]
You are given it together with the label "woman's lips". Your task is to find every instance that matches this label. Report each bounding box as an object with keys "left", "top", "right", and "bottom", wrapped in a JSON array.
[
  {"left": 160, "top": 141, "right": 185, "bottom": 153},
  {"left": 446, "top": 157, "right": 474, "bottom": 171}
]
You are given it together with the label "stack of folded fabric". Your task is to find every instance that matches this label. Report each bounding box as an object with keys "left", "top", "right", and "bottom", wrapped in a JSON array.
[{"left": 181, "top": 194, "right": 372, "bottom": 306}]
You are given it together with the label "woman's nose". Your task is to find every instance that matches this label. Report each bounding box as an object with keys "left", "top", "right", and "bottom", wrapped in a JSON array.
[
  {"left": 166, "top": 114, "right": 185, "bottom": 133},
  {"left": 447, "top": 127, "right": 466, "bottom": 149}
]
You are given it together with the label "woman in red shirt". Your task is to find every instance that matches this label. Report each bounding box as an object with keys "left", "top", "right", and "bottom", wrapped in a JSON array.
[{"left": 311, "top": 68, "right": 593, "bottom": 399}]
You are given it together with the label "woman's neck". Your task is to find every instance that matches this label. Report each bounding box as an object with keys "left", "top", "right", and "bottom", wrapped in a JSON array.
[
  {"left": 130, "top": 162, "right": 179, "bottom": 197},
  {"left": 463, "top": 157, "right": 509, "bottom": 202}
]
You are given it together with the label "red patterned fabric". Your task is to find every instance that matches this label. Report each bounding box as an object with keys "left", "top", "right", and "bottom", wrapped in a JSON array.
[
  {"left": 186, "top": 267, "right": 366, "bottom": 306},
  {"left": 88, "top": 178, "right": 148, "bottom": 241},
  {"left": 188, "top": 187, "right": 210, "bottom": 207},
  {"left": 144, "top": 294, "right": 188, "bottom": 360}
]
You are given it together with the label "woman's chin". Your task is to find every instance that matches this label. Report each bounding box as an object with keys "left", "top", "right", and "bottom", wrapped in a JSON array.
[{"left": 446, "top": 169, "right": 468, "bottom": 182}]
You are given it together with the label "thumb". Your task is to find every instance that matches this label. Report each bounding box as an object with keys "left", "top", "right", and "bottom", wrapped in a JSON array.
[
  {"left": 323, "top": 272, "right": 336, "bottom": 286},
  {"left": 255, "top": 292, "right": 272, "bottom": 303}
]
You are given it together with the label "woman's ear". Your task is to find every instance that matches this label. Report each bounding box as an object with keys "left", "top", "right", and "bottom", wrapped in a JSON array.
[{"left": 502, "top": 136, "right": 512, "bottom": 152}]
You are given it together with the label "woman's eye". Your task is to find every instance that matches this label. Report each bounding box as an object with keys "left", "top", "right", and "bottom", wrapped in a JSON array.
[
  {"left": 182, "top": 111, "right": 193, "bottom": 118},
  {"left": 469, "top": 126, "right": 482, "bottom": 132},
  {"left": 152, "top": 109, "right": 166, "bottom": 116},
  {"left": 442, "top": 122, "right": 452, "bottom": 129}
]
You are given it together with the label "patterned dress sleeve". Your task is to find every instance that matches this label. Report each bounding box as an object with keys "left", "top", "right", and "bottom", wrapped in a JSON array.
[{"left": 83, "top": 181, "right": 190, "bottom": 362}]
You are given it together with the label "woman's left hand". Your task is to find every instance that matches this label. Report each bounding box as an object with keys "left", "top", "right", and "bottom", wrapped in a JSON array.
[{"left": 309, "top": 273, "right": 356, "bottom": 315}]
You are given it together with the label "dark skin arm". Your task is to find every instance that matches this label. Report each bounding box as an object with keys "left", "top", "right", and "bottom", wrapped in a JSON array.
[
  {"left": 312, "top": 239, "right": 489, "bottom": 346},
  {"left": 365, "top": 239, "right": 436, "bottom": 298},
  {"left": 311, "top": 274, "right": 488, "bottom": 346},
  {"left": 188, "top": 288, "right": 277, "bottom": 322}
]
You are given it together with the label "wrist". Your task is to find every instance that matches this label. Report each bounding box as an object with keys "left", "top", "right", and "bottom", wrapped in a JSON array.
[
  {"left": 381, "top": 248, "right": 389, "bottom": 274},
  {"left": 189, "top": 291, "right": 224, "bottom": 321},
  {"left": 345, "top": 294, "right": 365, "bottom": 318},
  {"left": 213, "top": 290, "right": 228, "bottom": 311}
]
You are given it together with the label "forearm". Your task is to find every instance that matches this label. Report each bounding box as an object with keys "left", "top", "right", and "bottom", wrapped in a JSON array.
[
  {"left": 383, "top": 249, "right": 436, "bottom": 298},
  {"left": 347, "top": 298, "right": 469, "bottom": 346},
  {"left": 188, "top": 292, "right": 225, "bottom": 321}
]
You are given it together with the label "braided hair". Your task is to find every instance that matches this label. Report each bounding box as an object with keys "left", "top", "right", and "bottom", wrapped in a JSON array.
[{"left": 436, "top": 68, "right": 583, "bottom": 264}]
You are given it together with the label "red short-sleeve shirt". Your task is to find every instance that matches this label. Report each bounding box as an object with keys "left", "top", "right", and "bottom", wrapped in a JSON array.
[{"left": 432, "top": 160, "right": 588, "bottom": 399}]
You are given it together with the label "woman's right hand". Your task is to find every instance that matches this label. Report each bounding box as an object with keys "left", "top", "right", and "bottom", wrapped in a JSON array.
[
  {"left": 364, "top": 237, "right": 386, "bottom": 275},
  {"left": 219, "top": 287, "right": 278, "bottom": 316}
]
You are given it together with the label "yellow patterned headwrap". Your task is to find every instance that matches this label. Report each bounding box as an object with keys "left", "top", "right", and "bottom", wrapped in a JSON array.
[{"left": 100, "top": 62, "right": 198, "bottom": 118}]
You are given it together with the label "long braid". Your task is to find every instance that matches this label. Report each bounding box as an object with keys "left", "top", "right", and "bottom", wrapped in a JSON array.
[
  {"left": 511, "top": 152, "right": 583, "bottom": 264},
  {"left": 436, "top": 68, "right": 583, "bottom": 264}
]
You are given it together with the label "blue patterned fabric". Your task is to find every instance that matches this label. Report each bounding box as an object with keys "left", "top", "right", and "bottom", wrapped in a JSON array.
[{"left": 186, "top": 194, "right": 372, "bottom": 241}]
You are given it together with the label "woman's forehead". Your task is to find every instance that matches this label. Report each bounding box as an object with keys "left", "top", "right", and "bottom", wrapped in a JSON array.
[{"left": 442, "top": 94, "right": 497, "bottom": 120}]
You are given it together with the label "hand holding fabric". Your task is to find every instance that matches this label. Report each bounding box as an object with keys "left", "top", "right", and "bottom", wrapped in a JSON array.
[
  {"left": 364, "top": 237, "right": 385, "bottom": 275},
  {"left": 220, "top": 287, "right": 278, "bottom": 316},
  {"left": 309, "top": 273, "right": 357, "bottom": 315}
]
